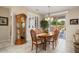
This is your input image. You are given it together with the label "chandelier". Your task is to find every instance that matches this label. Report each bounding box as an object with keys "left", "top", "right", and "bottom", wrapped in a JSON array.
[{"left": 45, "top": 6, "right": 53, "bottom": 21}]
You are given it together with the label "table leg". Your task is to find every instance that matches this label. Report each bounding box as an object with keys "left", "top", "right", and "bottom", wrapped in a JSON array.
[{"left": 44, "top": 39, "right": 47, "bottom": 51}]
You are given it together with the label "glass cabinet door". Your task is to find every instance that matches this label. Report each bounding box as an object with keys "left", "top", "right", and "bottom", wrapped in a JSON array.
[
  {"left": 21, "top": 17, "right": 26, "bottom": 39},
  {"left": 15, "top": 14, "right": 26, "bottom": 45}
]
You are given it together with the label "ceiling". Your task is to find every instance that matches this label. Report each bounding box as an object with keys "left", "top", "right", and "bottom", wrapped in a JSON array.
[{"left": 26, "top": 6, "right": 79, "bottom": 15}]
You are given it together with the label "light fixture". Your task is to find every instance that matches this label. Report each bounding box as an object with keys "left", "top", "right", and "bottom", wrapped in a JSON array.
[
  {"left": 48, "top": 6, "right": 50, "bottom": 17},
  {"left": 45, "top": 6, "right": 53, "bottom": 21},
  {"left": 44, "top": 6, "right": 54, "bottom": 32}
]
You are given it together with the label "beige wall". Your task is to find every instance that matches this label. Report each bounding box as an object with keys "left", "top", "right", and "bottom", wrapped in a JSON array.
[
  {"left": 66, "top": 8, "right": 79, "bottom": 41},
  {"left": 0, "top": 7, "right": 11, "bottom": 48}
]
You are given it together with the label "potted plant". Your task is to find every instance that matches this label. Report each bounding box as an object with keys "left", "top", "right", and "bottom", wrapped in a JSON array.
[{"left": 40, "top": 19, "right": 49, "bottom": 33}]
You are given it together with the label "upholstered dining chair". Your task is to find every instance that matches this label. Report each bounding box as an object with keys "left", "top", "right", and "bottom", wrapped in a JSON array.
[
  {"left": 53, "top": 29, "right": 59, "bottom": 47},
  {"left": 46, "top": 35, "right": 55, "bottom": 48},
  {"left": 30, "top": 29, "right": 43, "bottom": 53},
  {"left": 47, "top": 28, "right": 60, "bottom": 48}
]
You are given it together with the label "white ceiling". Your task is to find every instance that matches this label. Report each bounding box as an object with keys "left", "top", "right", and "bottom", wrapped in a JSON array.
[{"left": 26, "top": 6, "right": 79, "bottom": 15}]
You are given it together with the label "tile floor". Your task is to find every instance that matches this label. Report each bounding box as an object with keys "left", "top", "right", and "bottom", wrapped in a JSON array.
[
  {"left": 0, "top": 38, "right": 75, "bottom": 53},
  {"left": 0, "top": 31, "right": 75, "bottom": 53}
]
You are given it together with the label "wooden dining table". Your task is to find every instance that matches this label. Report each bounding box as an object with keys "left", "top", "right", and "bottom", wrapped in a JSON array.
[{"left": 36, "top": 32, "right": 54, "bottom": 50}]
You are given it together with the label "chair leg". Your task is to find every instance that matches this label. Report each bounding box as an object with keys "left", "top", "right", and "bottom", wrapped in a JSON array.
[
  {"left": 54, "top": 41, "right": 56, "bottom": 47},
  {"left": 45, "top": 42, "right": 47, "bottom": 51},
  {"left": 49, "top": 42, "right": 50, "bottom": 44},
  {"left": 55, "top": 40, "right": 57, "bottom": 47},
  {"left": 36, "top": 45, "right": 38, "bottom": 53},
  {"left": 32, "top": 43, "right": 33, "bottom": 50},
  {"left": 52, "top": 42, "right": 54, "bottom": 49},
  {"left": 43, "top": 43, "right": 45, "bottom": 49}
]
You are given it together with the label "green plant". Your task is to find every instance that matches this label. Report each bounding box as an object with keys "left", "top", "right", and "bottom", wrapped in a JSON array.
[
  {"left": 51, "top": 20, "right": 58, "bottom": 25},
  {"left": 51, "top": 20, "right": 64, "bottom": 25},
  {"left": 40, "top": 20, "right": 49, "bottom": 30}
]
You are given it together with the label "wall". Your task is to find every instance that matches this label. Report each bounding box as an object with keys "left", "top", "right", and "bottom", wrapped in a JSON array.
[
  {"left": 0, "top": 7, "right": 11, "bottom": 48},
  {"left": 11, "top": 7, "right": 42, "bottom": 45},
  {"left": 66, "top": 8, "right": 79, "bottom": 41}
]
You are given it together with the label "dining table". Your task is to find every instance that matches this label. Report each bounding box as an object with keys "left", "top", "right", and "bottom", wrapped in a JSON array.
[{"left": 36, "top": 32, "right": 54, "bottom": 50}]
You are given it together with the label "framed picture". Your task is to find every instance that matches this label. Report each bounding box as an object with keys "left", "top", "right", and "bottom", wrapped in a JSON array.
[
  {"left": 0, "top": 16, "right": 8, "bottom": 26},
  {"left": 70, "top": 19, "right": 78, "bottom": 25}
]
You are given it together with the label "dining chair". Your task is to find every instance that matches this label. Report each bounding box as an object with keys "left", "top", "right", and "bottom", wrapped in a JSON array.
[
  {"left": 53, "top": 29, "right": 59, "bottom": 47},
  {"left": 46, "top": 35, "right": 55, "bottom": 48},
  {"left": 47, "top": 28, "right": 59, "bottom": 48},
  {"left": 30, "top": 29, "right": 43, "bottom": 53}
]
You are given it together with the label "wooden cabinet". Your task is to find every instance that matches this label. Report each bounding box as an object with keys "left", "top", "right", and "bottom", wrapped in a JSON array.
[{"left": 15, "top": 14, "right": 26, "bottom": 45}]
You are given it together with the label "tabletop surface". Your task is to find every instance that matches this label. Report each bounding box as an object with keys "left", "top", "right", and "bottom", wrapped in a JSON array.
[{"left": 36, "top": 32, "right": 54, "bottom": 37}]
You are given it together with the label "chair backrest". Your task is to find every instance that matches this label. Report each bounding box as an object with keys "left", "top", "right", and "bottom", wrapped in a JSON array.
[
  {"left": 53, "top": 29, "right": 59, "bottom": 40},
  {"left": 32, "top": 28, "right": 42, "bottom": 34},
  {"left": 30, "top": 29, "right": 37, "bottom": 41},
  {"left": 35, "top": 29, "right": 40, "bottom": 34},
  {"left": 38, "top": 28, "right": 44, "bottom": 33}
]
